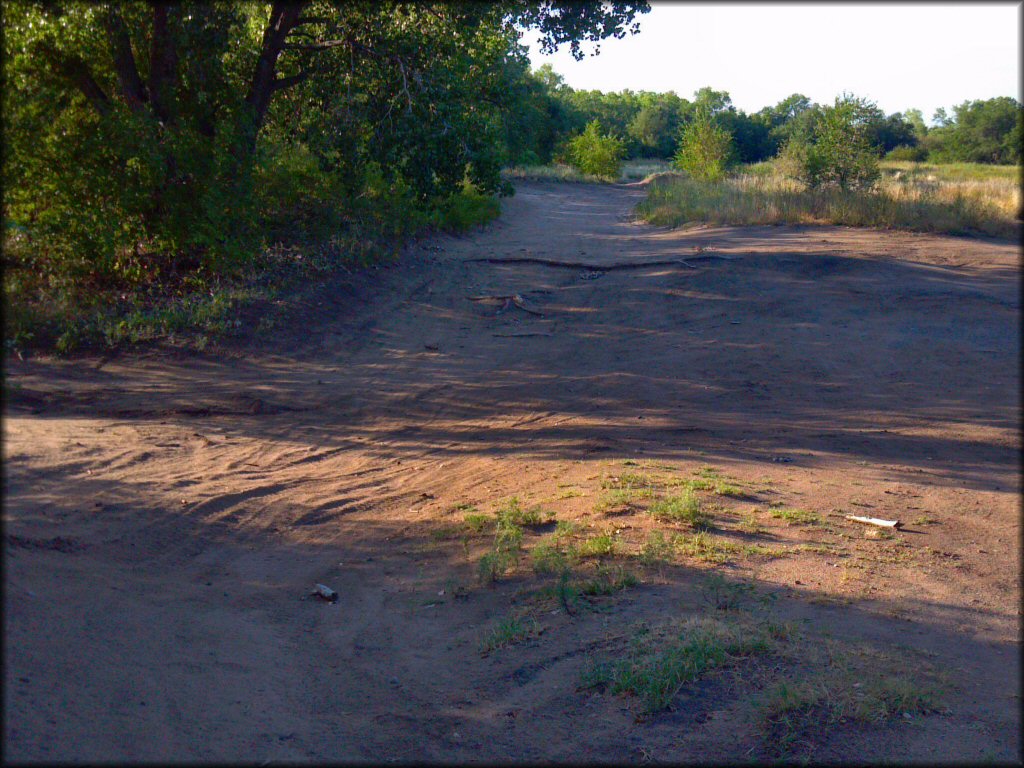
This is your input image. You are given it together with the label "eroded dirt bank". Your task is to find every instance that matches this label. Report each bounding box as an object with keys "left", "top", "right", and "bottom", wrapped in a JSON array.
[{"left": 4, "top": 181, "right": 1020, "bottom": 762}]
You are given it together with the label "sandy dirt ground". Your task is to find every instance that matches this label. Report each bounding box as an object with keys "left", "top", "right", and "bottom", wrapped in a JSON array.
[{"left": 4, "top": 181, "right": 1020, "bottom": 763}]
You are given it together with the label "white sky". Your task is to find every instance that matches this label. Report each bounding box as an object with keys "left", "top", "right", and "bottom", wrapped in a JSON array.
[{"left": 523, "top": 3, "right": 1021, "bottom": 122}]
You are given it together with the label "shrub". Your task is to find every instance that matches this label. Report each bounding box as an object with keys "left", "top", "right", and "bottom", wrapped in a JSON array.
[
  {"left": 783, "top": 94, "right": 881, "bottom": 191},
  {"left": 884, "top": 145, "right": 929, "bottom": 162},
  {"left": 568, "top": 120, "right": 627, "bottom": 179},
  {"left": 673, "top": 110, "right": 734, "bottom": 182},
  {"left": 649, "top": 491, "right": 711, "bottom": 529}
]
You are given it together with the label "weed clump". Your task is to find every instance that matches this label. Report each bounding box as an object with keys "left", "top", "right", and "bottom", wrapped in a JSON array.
[
  {"left": 478, "top": 613, "right": 539, "bottom": 654},
  {"left": 649, "top": 491, "right": 711, "bottom": 529},
  {"left": 581, "top": 616, "right": 773, "bottom": 712},
  {"left": 769, "top": 507, "right": 821, "bottom": 526}
]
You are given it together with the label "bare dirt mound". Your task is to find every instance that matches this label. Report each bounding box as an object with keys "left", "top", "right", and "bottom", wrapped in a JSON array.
[{"left": 4, "top": 181, "right": 1020, "bottom": 763}]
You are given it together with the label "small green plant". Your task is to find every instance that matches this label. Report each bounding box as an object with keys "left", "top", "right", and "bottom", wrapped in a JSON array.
[
  {"left": 675, "top": 532, "right": 737, "bottom": 563},
  {"left": 463, "top": 513, "right": 493, "bottom": 534},
  {"left": 738, "top": 512, "right": 766, "bottom": 534},
  {"left": 479, "top": 613, "right": 539, "bottom": 654},
  {"left": 496, "top": 497, "right": 554, "bottom": 528},
  {"left": 554, "top": 520, "right": 580, "bottom": 539},
  {"left": 770, "top": 507, "right": 821, "bottom": 526},
  {"left": 568, "top": 120, "right": 627, "bottom": 179},
  {"left": 531, "top": 541, "right": 569, "bottom": 575},
  {"left": 713, "top": 481, "right": 745, "bottom": 498},
  {"left": 639, "top": 530, "right": 675, "bottom": 566},
  {"left": 478, "top": 515, "right": 524, "bottom": 583},
  {"left": 649, "top": 491, "right": 711, "bottom": 529},
  {"left": 700, "top": 573, "right": 759, "bottom": 611},
  {"left": 577, "top": 564, "right": 639, "bottom": 596},
  {"left": 574, "top": 532, "right": 617, "bottom": 559}
]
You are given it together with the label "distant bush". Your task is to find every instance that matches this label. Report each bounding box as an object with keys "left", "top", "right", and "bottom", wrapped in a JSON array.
[
  {"left": 568, "top": 120, "right": 627, "bottom": 179},
  {"left": 673, "top": 110, "right": 734, "bottom": 182},
  {"left": 884, "top": 145, "right": 929, "bottom": 162}
]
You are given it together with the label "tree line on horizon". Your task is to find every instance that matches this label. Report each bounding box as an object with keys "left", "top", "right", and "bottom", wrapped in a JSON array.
[{"left": 504, "top": 64, "right": 1022, "bottom": 169}]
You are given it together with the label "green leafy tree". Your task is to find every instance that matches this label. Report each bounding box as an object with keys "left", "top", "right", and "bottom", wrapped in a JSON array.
[
  {"left": 782, "top": 94, "right": 880, "bottom": 191},
  {"left": 925, "top": 97, "right": 1022, "bottom": 164},
  {"left": 568, "top": 120, "right": 626, "bottom": 178},
  {"left": 673, "top": 108, "right": 734, "bottom": 182},
  {"left": 3, "top": 1, "right": 649, "bottom": 284}
]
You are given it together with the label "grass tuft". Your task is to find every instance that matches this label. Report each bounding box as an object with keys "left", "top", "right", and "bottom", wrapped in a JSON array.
[{"left": 649, "top": 491, "right": 711, "bottom": 529}]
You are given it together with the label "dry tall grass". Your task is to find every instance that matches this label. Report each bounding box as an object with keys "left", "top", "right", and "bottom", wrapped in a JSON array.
[{"left": 638, "top": 162, "right": 1021, "bottom": 240}]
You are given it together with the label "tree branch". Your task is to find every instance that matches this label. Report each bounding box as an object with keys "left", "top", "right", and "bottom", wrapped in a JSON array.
[
  {"left": 245, "top": 1, "right": 306, "bottom": 138},
  {"left": 148, "top": 5, "right": 178, "bottom": 124},
  {"left": 272, "top": 71, "right": 311, "bottom": 91},
  {"left": 37, "top": 42, "right": 111, "bottom": 118},
  {"left": 105, "top": 6, "right": 148, "bottom": 111}
]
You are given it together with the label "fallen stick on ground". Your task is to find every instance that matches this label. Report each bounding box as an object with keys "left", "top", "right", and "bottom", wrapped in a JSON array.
[{"left": 845, "top": 515, "right": 902, "bottom": 529}]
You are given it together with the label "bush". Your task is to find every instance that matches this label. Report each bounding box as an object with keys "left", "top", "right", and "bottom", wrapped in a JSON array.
[
  {"left": 783, "top": 94, "right": 880, "bottom": 191},
  {"left": 884, "top": 145, "right": 929, "bottom": 162},
  {"left": 568, "top": 120, "right": 626, "bottom": 179},
  {"left": 673, "top": 111, "right": 734, "bottom": 182}
]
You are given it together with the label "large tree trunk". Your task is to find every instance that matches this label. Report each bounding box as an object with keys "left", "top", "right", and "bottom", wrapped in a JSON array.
[
  {"left": 105, "top": 7, "right": 148, "bottom": 112},
  {"left": 244, "top": 2, "right": 306, "bottom": 150},
  {"left": 148, "top": 5, "right": 178, "bottom": 125}
]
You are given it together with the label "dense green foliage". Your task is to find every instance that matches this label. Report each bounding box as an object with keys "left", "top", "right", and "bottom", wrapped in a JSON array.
[
  {"left": 781, "top": 95, "right": 881, "bottom": 191},
  {"left": 567, "top": 120, "right": 626, "bottom": 178},
  {"left": 673, "top": 109, "right": 733, "bottom": 182},
  {"left": 925, "top": 98, "right": 1022, "bottom": 164}
]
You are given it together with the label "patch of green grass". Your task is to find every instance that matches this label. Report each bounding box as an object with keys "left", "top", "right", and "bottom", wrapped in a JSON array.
[
  {"left": 531, "top": 541, "right": 569, "bottom": 575},
  {"left": 573, "top": 532, "right": 617, "bottom": 559},
  {"left": 463, "top": 513, "right": 493, "bottom": 534},
  {"left": 649, "top": 491, "right": 711, "bottom": 529},
  {"left": 478, "top": 612, "right": 539, "bottom": 654},
  {"left": 594, "top": 488, "right": 644, "bottom": 513},
  {"left": 737, "top": 512, "right": 767, "bottom": 535},
  {"left": 696, "top": 466, "right": 722, "bottom": 478},
  {"left": 675, "top": 532, "right": 738, "bottom": 563},
  {"left": 757, "top": 660, "right": 944, "bottom": 760},
  {"left": 912, "top": 515, "right": 940, "bottom": 526},
  {"left": 700, "top": 573, "right": 761, "bottom": 611},
  {"left": 429, "top": 524, "right": 464, "bottom": 542},
  {"left": 556, "top": 487, "right": 584, "bottom": 500},
  {"left": 577, "top": 564, "right": 639, "bottom": 596},
  {"left": 554, "top": 520, "right": 580, "bottom": 539},
  {"left": 496, "top": 497, "right": 554, "bottom": 528},
  {"left": 602, "top": 472, "right": 655, "bottom": 490},
  {"left": 639, "top": 530, "right": 675, "bottom": 566},
  {"left": 477, "top": 515, "right": 524, "bottom": 583},
  {"left": 540, "top": 564, "right": 639, "bottom": 615},
  {"left": 769, "top": 507, "right": 821, "bottom": 526},
  {"left": 741, "top": 544, "right": 786, "bottom": 559},
  {"left": 581, "top": 616, "right": 774, "bottom": 713},
  {"left": 713, "top": 481, "right": 745, "bottom": 498}
]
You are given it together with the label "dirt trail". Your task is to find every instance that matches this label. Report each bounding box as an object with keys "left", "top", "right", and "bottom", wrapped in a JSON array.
[{"left": 4, "top": 181, "right": 1020, "bottom": 763}]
